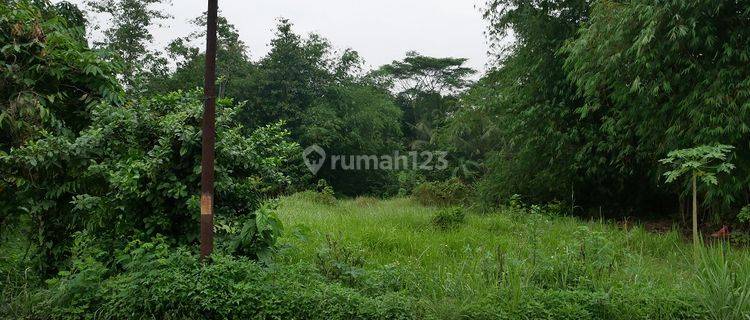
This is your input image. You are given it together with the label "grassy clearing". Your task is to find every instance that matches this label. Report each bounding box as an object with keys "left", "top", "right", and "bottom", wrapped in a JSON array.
[
  {"left": 3, "top": 194, "right": 749, "bottom": 319},
  {"left": 275, "top": 194, "right": 750, "bottom": 319}
]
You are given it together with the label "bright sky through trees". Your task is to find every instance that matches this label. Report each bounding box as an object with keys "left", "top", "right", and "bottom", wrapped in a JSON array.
[{"left": 61, "top": 0, "right": 490, "bottom": 73}]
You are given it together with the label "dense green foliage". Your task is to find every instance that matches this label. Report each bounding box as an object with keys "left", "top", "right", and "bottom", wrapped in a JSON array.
[
  {"left": 372, "top": 52, "right": 475, "bottom": 150},
  {"left": 4, "top": 0, "right": 750, "bottom": 318},
  {"left": 1, "top": 0, "right": 122, "bottom": 267},
  {"left": 0, "top": 0, "right": 121, "bottom": 151},
  {"left": 3, "top": 89, "right": 298, "bottom": 271},
  {"left": 84, "top": 0, "right": 171, "bottom": 93},
  {"left": 151, "top": 18, "right": 405, "bottom": 195},
  {"left": 16, "top": 237, "right": 414, "bottom": 319},
  {"left": 563, "top": 0, "right": 750, "bottom": 215},
  {"left": 435, "top": 0, "right": 750, "bottom": 222},
  {"left": 1, "top": 2, "right": 297, "bottom": 272}
]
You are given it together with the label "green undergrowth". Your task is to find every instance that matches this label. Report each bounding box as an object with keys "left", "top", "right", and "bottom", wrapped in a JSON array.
[
  {"left": 3, "top": 194, "right": 749, "bottom": 319},
  {"left": 274, "top": 194, "right": 750, "bottom": 319},
  {"left": 1, "top": 238, "right": 414, "bottom": 320}
]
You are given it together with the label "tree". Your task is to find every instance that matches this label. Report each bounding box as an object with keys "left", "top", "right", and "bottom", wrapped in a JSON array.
[
  {"left": 468, "top": 0, "right": 592, "bottom": 207},
  {"left": 374, "top": 51, "right": 475, "bottom": 96},
  {"left": 85, "top": 0, "right": 171, "bottom": 93},
  {"left": 1, "top": 0, "right": 122, "bottom": 150},
  {"left": 1, "top": 0, "right": 121, "bottom": 269},
  {"left": 372, "top": 52, "right": 475, "bottom": 150},
  {"left": 432, "top": 73, "right": 504, "bottom": 183},
  {"left": 300, "top": 84, "right": 403, "bottom": 195},
  {"left": 148, "top": 13, "right": 255, "bottom": 100},
  {"left": 241, "top": 19, "right": 337, "bottom": 133},
  {"left": 661, "top": 145, "right": 735, "bottom": 249},
  {"left": 4, "top": 91, "right": 298, "bottom": 271},
  {"left": 564, "top": 0, "right": 750, "bottom": 216}
]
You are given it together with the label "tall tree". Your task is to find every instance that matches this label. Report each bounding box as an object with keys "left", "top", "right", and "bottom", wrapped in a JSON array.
[
  {"left": 85, "top": 0, "right": 171, "bottom": 93},
  {"left": 372, "top": 52, "right": 475, "bottom": 150},
  {"left": 374, "top": 51, "right": 475, "bottom": 96},
  {"left": 148, "top": 13, "right": 255, "bottom": 99},
  {"left": 242, "top": 19, "right": 335, "bottom": 133},
  {"left": 1, "top": 0, "right": 122, "bottom": 271},
  {"left": 460, "top": 0, "right": 593, "bottom": 207},
  {"left": 564, "top": 0, "right": 750, "bottom": 216}
]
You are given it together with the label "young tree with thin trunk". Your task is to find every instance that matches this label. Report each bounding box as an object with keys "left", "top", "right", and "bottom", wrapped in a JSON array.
[{"left": 660, "top": 145, "right": 735, "bottom": 253}]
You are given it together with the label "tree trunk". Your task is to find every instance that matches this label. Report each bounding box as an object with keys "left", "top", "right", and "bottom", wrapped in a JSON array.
[
  {"left": 692, "top": 173, "right": 699, "bottom": 252},
  {"left": 678, "top": 195, "right": 685, "bottom": 225}
]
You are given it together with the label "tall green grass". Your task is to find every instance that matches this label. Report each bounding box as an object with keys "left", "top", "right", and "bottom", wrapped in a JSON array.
[
  {"left": 275, "top": 194, "right": 748, "bottom": 319},
  {"left": 694, "top": 244, "right": 750, "bottom": 320},
  {"left": 3, "top": 194, "right": 747, "bottom": 319}
]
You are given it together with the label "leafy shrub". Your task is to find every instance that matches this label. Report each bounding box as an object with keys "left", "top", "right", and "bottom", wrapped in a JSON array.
[
  {"left": 1, "top": 0, "right": 122, "bottom": 250},
  {"left": 226, "top": 202, "right": 284, "bottom": 260},
  {"left": 739, "top": 205, "right": 750, "bottom": 225},
  {"left": 3, "top": 90, "right": 301, "bottom": 270},
  {"left": 395, "top": 170, "right": 425, "bottom": 197},
  {"left": 431, "top": 207, "right": 466, "bottom": 230},
  {"left": 297, "top": 179, "right": 337, "bottom": 205},
  {"left": 508, "top": 194, "right": 524, "bottom": 210},
  {"left": 412, "top": 178, "right": 470, "bottom": 206},
  {"left": 317, "top": 179, "right": 337, "bottom": 202},
  {"left": 0, "top": 0, "right": 122, "bottom": 151},
  {"left": 503, "top": 194, "right": 567, "bottom": 216},
  {"left": 32, "top": 232, "right": 109, "bottom": 319},
  {"left": 730, "top": 233, "right": 750, "bottom": 247},
  {"left": 30, "top": 239, "right": 416, "bottom": 320},
  {"left": 315, "top": 234, "right": 367, "bottom": 286}
]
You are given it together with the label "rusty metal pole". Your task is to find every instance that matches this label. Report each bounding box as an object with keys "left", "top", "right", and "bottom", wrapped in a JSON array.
[{"left": 200, "top": 0, "right": 218, "bottom": 260}]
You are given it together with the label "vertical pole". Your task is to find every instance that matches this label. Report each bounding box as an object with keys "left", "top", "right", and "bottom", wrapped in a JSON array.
[{"left": 200, "top": 0, "right": 219, "bottom": 261}]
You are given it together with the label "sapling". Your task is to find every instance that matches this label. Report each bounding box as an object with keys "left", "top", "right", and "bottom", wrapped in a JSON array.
[{"left": 660, "top": 145, "right": 735, "bottom": 252}]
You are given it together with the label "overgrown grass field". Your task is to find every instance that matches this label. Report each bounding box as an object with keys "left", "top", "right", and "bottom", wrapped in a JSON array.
[{"left": 275, "top": 194, "right": 750, "bottom": 319}]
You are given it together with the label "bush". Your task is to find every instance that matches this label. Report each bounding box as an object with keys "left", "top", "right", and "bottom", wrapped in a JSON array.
[
  {"left": 29, "top": 240, "right": 416, "bottom": 320},
  {"left": 431, "top": 207, "right": 466, "bottom": 230},
  {"left": 315, "top": 234, "right": 367, "bottom": 286},
  {"left": 738, "top": 205, "right": 750, "bottom": 225},
  {"left": 3, "top": 90, "right": 301, "bottom": 270},
  {"left": 296, "top": 179, "right": 337, "bottom": 205},
  {"left": 412, "top": 178, "right": 470, "bottom": 206},
  {"left": 395, "top": 170, "right": 425, "bottom": 197},
  {"left": 225, "top": 202, "right": 284, "bottom": 260},
  {"left": 0, "top": 0, "right": 122, "bottom": 266},
  {"left": 316, "top": 179, "right": 337, "bottom": 203}
]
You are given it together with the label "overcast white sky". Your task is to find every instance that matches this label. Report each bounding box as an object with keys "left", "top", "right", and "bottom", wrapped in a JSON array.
[{"left": 60, "top": 0, "right": 491, "bottom": 73}]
